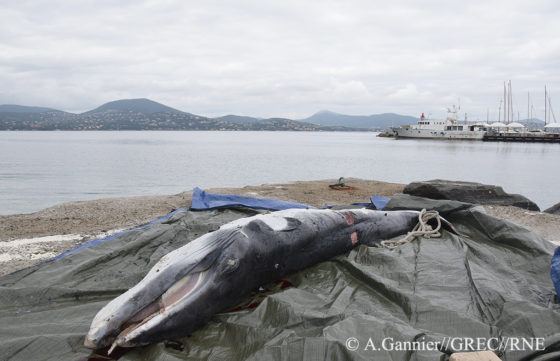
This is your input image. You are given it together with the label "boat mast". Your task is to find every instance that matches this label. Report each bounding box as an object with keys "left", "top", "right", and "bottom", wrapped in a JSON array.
[
  {"left": 545, "top": 85, "right": 547, "bottom": 126},
  {"left": 498, "top": 99, "right": 502, "bottom": 122},
  {"left": 549, "top": 96, "right": 556, "bottom": 122},
  {"left": 508, "top": 80, "right": 513, "bottom": 125},
  {"left": 504, "top": 82, "right": 508, "bottom": 124},
  {"left": 527, "top": 92, "right": 530, "bottom": 122}
]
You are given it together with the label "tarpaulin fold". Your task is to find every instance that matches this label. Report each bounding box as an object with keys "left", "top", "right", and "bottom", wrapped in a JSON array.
[
  {"left": 0, "top": 195, "right": 558, "bottom": 361},
  {"left": 191, "top": 187, "right": 315, "bottom": 210}
]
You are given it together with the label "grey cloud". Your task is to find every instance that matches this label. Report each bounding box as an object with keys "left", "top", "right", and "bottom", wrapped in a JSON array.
[{"left": 0, "top": 0, "right": 559, "bottom": 120}]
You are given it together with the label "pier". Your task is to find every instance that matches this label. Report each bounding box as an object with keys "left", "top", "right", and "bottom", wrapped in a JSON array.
[{"left": 483, "top": 131, "right": 560, "bottom": 143}]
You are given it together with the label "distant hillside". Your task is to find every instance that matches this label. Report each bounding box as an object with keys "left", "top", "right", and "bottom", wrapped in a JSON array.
[
  {"left": 301, "top": 110, "right": 418, "bottom": 130},
  {"left": 211, "top": 114, "right": 360, "bottom": 131},
  {"left": 215, "top": 115, "right": 263, "bottom": 124},
  {"left": 78, "top": 99, "right": 226, "bottom": 130},
  {"left": 519, "top": 118, "right": 545, "bottom": 129},
  {"left": 84, "top": 98, "right": 182, "bottom": 115},
  {"left": 0, "top": 99, "right": 220, "bottom": 130},
  {"left": 0, "top": 104, "right": 75, "bottom": 130},
  {"left": 229, "top": 117, "right": 357, "bottom": 131},
  {"left": 0, "top": 104, "right": 63, "bottom": 113},
  {"left": 4, "top": 100, "right": 546, "bottom": 132},
  {"left": 0, "top": 99, "right": 358, "bottom": 131}
]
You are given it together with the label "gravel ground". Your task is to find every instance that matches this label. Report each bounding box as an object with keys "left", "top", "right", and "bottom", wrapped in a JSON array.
[{"left": 1, "top": 178, "right": 558, "bottom": 276}]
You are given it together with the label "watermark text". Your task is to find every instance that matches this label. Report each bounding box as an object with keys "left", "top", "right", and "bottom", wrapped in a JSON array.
[{"left": 344, "top": 336, "right": 545, "bottom": 353}]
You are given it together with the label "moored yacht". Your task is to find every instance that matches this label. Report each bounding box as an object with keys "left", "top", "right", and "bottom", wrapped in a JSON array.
[{"left": 393, "top": 106, "right": 488, "bottom": 140}]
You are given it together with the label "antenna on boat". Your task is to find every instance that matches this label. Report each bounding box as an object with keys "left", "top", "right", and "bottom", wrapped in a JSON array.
[{"left": 446, "top": 103, "right": 460, "bottom": 124}]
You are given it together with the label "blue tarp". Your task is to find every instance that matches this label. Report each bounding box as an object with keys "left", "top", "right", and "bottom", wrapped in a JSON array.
[
  {"left": 191, "top": 187, "right": 316, "bottom": 210},
  {"left": 192, "top": 188, "right": 389, "bottom": 211},
  {"left": 552, "top": 247, "right": 560, "bottom": 298},
  {"left": 370, "top": 195, "right": 390, "bottom": 210}
]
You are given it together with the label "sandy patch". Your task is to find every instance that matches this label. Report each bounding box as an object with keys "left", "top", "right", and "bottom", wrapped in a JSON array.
[{"left": 0, "top": 229, "right": 124, "bottom": 276}]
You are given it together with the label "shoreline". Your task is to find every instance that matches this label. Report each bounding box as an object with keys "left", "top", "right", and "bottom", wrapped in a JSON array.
[{"left": 1, "top": 178, "right": 559, "bottom": 277}]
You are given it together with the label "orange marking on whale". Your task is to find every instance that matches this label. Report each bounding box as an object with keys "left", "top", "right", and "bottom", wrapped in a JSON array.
[
  {"left": 351, "top": 231, "right": 358, "bottom": 245},
  {"left": 344, "top": 212, "right": 354, "bottom": 225}
]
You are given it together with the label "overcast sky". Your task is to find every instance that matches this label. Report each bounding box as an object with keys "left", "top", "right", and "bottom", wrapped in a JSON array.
[{"left": 1, "top": 0, "right": 559, "bottom": 120}]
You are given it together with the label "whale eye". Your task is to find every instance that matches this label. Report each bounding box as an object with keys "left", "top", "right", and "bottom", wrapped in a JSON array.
[{"left": 222, "top": 257, "right": 239, "bottom": 273}]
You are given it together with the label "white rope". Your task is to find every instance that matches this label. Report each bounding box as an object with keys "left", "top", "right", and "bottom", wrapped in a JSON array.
[{"left": 380, "top": 209, "right": 442, "bottom": 249}]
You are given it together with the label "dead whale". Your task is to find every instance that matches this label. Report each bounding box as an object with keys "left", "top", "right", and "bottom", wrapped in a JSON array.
[{"left": 84, "top": 208, "right": 438, "bottom": 351}]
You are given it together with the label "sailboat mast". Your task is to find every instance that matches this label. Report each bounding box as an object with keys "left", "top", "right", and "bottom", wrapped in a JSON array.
[
  {"left": 498, "top": 100, "right": 502, "bottom": 122},
  {"left": 545, "top": 86, "right": 547, "bottom": 125},
  {"left": 549, "top": 96, "right": 557, "bottom": 122},
  {"left": 509, "top": 80, "right": 513, "bottom": 124},
  {"left": 504, "top": 82, "right": 507, "bottom": 124}
]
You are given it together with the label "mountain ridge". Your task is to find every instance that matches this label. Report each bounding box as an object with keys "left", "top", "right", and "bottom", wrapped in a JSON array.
[
  {"left": 83, "top": 98, "right": 184, "bottom": 115},
  {"left": 215, "top": 114, "right": 264, "bottom": 124},
  {"left": 4, "top": 98, "right": 536, "bottom": 131},
  {"left": 0, "top": 99, "right": 364, "bottom": 131},
  {"left": 299, "top": 110, "right": 419, "bottom": 130},
  {"left": 0, "top": 104, "right": 65, "bottom": 113}
]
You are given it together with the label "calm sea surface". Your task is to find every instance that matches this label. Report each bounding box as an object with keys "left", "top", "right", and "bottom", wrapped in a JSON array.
[{"left": 1, "top": 131, "right": 559, "bottom": 215}]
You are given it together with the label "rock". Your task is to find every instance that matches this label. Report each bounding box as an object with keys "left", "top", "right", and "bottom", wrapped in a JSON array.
[
  {"left": 449, "top": 351, "right": 501, "bottom": 361},
  {"left": 377, "top": 130, "right": 396, "bottom": 137},
  {"left": 544, "top": 202, "right": 560, "bottom": 215},
  {"left": 403, "top": 179, "right": 540, "bottom": 211}
]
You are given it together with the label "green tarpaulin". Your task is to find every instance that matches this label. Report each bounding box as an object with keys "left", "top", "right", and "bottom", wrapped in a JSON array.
[{"left": 1, "top": 195, "right": 558, "bottom": 361}]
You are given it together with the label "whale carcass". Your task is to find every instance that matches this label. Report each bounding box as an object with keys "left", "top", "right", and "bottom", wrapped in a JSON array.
[{"left": 84, "top": 208, "right": 441, "bottom": 351}]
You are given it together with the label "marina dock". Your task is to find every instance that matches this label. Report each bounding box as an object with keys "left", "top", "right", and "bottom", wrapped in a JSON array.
[{"left": 483, "top": 131, "right": 560, "bottom": 143}]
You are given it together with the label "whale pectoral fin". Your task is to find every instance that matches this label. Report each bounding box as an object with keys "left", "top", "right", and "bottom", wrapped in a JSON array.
[
  {"left": 244, "top": 219, "right": 273, "bottom": 234},
  {"left": 245, "top": 217, "right": 302, "bottom": 234},
  {"left": 280, "top": 217, "right": 302, "bottom": 231}
]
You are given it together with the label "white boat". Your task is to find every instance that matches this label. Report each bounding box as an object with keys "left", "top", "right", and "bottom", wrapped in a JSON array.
[{"left": 393, "top": 106, "right": 488, "bottom": 140}]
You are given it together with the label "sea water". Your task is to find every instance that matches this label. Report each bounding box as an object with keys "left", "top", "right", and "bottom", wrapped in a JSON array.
[{"left": 1, "top": 131, "right": 559, "bottom": 215}]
